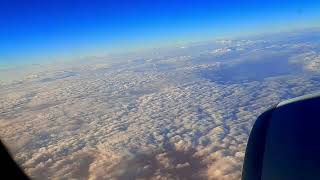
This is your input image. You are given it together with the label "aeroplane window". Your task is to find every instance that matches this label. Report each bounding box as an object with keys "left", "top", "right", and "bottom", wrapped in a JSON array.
[{"left": 1, "top": 1, "right": 320, "bottom": 179}]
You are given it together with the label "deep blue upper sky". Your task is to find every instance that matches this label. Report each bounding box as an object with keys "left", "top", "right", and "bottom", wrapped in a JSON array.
[{"left": 1, "top": 0, "right": 320, "bottom": 65}]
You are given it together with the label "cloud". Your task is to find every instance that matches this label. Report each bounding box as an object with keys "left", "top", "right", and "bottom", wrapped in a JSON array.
[{"left": 1, "top": 31, "right": 320, "bottom": 179}]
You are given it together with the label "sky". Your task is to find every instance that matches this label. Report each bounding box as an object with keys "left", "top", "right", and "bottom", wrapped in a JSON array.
[{"left": 1, "top": 0, "right": 320, "bottom": 66}]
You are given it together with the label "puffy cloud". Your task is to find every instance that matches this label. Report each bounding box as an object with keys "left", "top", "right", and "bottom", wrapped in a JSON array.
[
  {"left": 207, "top": 156, "right": 241, "bottom": 180},
  {"left": 210, "top": 48, "right": 232, "bottom": 56},
  {"left": 1, "top": 30, "right": 320, "bottom": 179},
  {"left": 289, "top": 52, "right": 320, "bottom": 72}
]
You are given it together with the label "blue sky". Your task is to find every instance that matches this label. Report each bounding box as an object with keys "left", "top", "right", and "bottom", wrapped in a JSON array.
[{"left": 1, "top": 0, "right": 320, "bottom": 65}]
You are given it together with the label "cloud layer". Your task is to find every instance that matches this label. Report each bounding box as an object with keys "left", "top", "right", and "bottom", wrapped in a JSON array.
[{"left": 1, "top": 30, "right": 320, "bottom": 179}]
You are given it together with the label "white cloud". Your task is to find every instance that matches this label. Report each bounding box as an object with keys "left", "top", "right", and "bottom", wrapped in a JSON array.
[{"left": 1, "top": 32, "right": 320, "bottom": 179}]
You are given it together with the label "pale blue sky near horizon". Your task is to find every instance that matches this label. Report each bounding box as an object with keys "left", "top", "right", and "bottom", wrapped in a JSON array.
[{"left": 1, "top": 0, "right": 320, "bottom": 66}]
